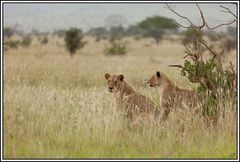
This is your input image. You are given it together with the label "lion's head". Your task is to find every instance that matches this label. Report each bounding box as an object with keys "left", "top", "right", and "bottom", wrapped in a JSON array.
[
  {"left": 147, "top": 71, "right": 166, "bottom": 87},
  {"left": 104, "top": 73, "right": 124, "bottom": 93}
]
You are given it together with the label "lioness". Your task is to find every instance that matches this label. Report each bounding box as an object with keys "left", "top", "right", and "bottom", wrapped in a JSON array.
[
  {"left": 147, "top": 71, "right": 202, "bottom": 118},
  {"left": 104, "top": 73, "right": 161, "bottom": 123}
]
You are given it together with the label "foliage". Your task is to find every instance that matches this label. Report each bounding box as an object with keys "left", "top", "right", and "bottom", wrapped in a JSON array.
[
  {"left": 181, "top": 57, "right": 236, "bottom": 117},
  {"left": 104, "top": 40, "right": 127, "bottom": 56},
  {"left": 4, "top": 40, "right": 20, "bottom": 49},
  {"left": 138, "top": 16, "right": 179, "bottom": 45},
  {"left": 64, "top": 28, "right": 86, "bottom": 56}
]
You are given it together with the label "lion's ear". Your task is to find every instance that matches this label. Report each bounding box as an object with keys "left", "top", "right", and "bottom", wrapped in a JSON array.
[
  {"left": 105, "top": 73, "right": 110, "bottom": 80},
  {"left": 118, "top": 74, "right": 124, "bottom": 81},
  {"left": 156, "top": 71, "right": 161, "bottom": 77}
]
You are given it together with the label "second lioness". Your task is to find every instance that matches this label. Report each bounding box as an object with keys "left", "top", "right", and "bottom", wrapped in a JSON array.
[
  {"left": 105, "top": 73, "right": 161, "bottom": 122},
  {"left": 147, "top": 71, "right": 202, "bottom": 118}
]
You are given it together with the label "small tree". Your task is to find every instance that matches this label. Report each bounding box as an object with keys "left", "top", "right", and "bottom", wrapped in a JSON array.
[
  {"left": 138, "top": 16, "right": 179, "bottom": 45},
  {"left": 104, "top": 39, "right": 127, "bottom": 56},
  {"left": 64, "top": 28, "right": 86, "bottom": 56}
]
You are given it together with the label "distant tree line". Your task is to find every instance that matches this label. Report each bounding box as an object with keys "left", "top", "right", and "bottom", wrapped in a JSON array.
[{"left": 4, "top": 14, "right": 236, "bottom": 55}]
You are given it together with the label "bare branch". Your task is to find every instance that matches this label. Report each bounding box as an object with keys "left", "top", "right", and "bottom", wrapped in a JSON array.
[
  {"left": 183, "top": 52, "right": 197, "bottom": 59},
  {"left": 198, "top": 39, "right": 217, "bottom": 61},
  {"left": 205, "top": 19, "right": 236, "bottom": 30},
  {"left": 168, "top": 64, "right": 184, "bottom": 69},
  {"left": 183, "top": 44, "right": 198, "bottom": 61},
  {"left": 165, "top": 3, "right": 197, "bottom": 28},
  {"left": 174, "top": 21, "right": 191, "bottom": 29},
  {"left": 166, "top": 3, "right": 236, "bottom": 31},
  {"left": 220, "top": 5, "right": 237, "bottom": 19},
  {"left": 196, "top": 3, "right": 206, "bottom": 29}
]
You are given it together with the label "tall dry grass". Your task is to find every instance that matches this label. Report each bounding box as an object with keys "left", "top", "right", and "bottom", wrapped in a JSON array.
[{"left": 3, "top": 37, "right": 237, "bottom": 158}]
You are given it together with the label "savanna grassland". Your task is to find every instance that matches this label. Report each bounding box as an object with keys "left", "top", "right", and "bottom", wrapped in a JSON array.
[{"left": 3, "top": 36, "right": 237, "bottom": 158}]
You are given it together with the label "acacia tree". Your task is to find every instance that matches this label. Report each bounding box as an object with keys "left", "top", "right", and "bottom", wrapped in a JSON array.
[
  {"left": 138, "top": 16, "right": 179, "bottom": 45},
  {"left": 166, "top": 3, "right": 237, "bottom": 119}
]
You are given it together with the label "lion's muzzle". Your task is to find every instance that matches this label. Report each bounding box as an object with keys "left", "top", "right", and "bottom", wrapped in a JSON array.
[{"left": 108, "top": 87, "right": 113, "bottom": 92}]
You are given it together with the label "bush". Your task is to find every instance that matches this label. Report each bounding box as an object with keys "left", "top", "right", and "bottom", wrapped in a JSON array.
[
  {"left": 4, "top": 40, "right": 20, "bottom": 49},
  {"left": 104, "top": 40, "right": 127, "bottom": 56},
  {"left": 181, "top": 58, "right": 236, "bottom": 118},
  {"left": 64, "top": 28, "right": 86, "bottom": 56},
  {"left": 21, "top": 36, "right": 32, "bottom": 47}
]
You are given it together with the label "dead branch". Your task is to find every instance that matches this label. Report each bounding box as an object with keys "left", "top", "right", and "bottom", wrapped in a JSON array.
[
  {"left": 168, "top": 64, "right": 184, "bottom": 69},
  {"left": 198, "top": 38, "right": 224, "bottom": 74},
  {"left": 220, "top": 5, "right": 237, "bottom": 19},
  {"left": 196, "top": 3, "right": 236, "bottom": 30},
  {"left": 196, "top": 3, "right": 206, "bottom": 29},
  {"left": 166, "top": 3, "right": 236, "bottom": 31},
  {"left": 165, "top": 4, "right": 197, "bottom": 29},
  {"left": 206, "top": 19, "right": 236, "bottom": 30},
  {"left": 198, "top": 39, "right": 217, "bottom": 59}
]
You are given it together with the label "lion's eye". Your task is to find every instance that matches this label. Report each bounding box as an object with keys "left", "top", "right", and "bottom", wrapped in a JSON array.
[{"left": 114, "top": 81, "right": 118, "bottom": 84}]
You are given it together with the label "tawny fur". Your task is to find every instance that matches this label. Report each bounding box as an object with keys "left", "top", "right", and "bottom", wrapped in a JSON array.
[
  {"left": 105, "top": 73, "right": 161, "bottom": 123},
  {"left": 147, "top": 71, "right": 203, "bottom": 119}
]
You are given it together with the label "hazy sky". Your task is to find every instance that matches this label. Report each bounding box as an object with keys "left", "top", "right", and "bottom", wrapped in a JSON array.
[{"left": 3, "top": 2, "right": 237, "bottom": 33}]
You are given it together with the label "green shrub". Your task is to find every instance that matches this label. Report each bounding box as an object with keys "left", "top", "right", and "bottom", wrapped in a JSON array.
[
  {"left": 180, "top": 54, "right": 236, "bottom": 118},
  {"left": 104, "top": 40, "right": 127, "bottom": 56},
  {"left": 5, "top": 40, "right": 20, "bottom": 49}
]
